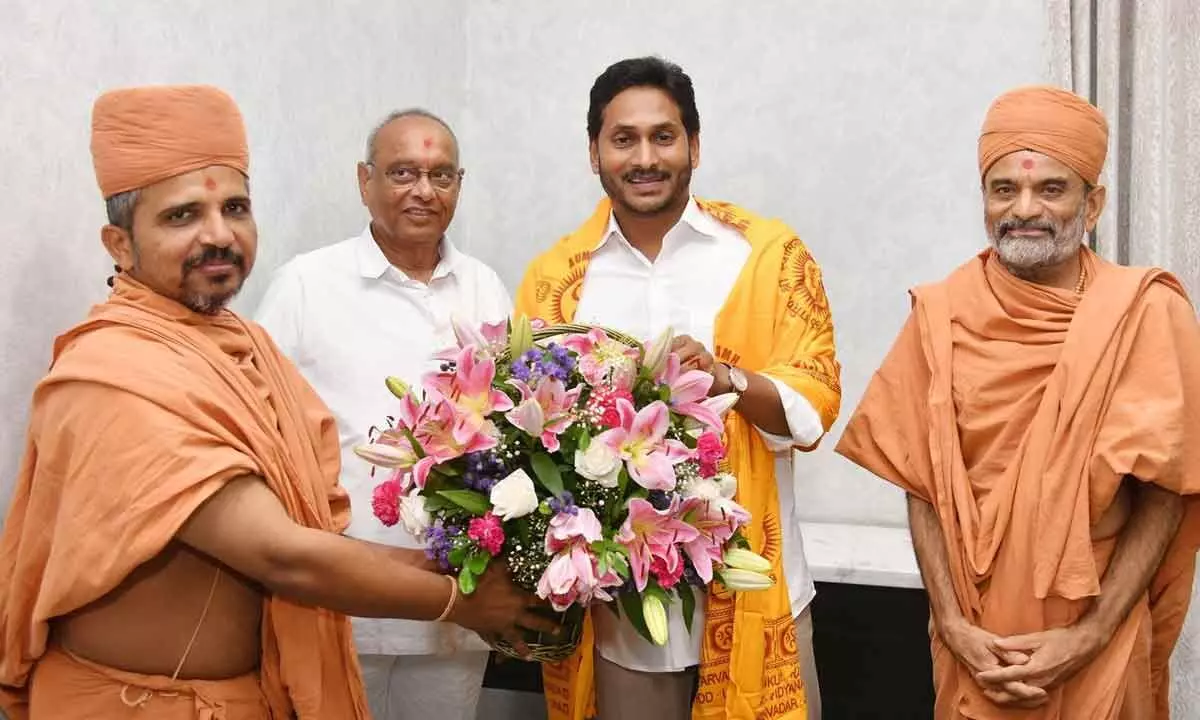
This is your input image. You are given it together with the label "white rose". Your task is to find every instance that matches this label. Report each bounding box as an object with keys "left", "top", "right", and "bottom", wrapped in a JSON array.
[
  {"left": 682, "top": 473, "right": 739, "bottom": 515},
  {"left": 713, "top": 472, "right": 738, "bottom": 499},
  {"left": 399, "top": 494, "right": 431, "bottom": 539},
  {"left": 574, "top": 441, "right": 621, "bottom": 488},
  {"left": 490, "top": 468, "right": 540, "bottom": 521},
  {"left": 682, "top": 476, "right": 722, "bottom": 501}
]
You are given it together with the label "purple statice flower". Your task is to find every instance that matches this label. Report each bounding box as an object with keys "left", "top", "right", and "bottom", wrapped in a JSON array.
[
  {"left": 509, "top": 358, "right": 532, "bottom": 382},
  {"left": 509, "top": 344, "right": 577, "bottom": 385},
  {"left": 544, "top": 343, "right": 576, "bottom": 380},
  {"left": 537, "top": 356, "right": 561, "bottom": 381},
  {"left": 425, "top": 522, "right": 464, "bottom": 571},
  {"left": 547, "top": 491, "right": 579, "bottom": 516},
  {"left": 647, "top": 490, "right": 671, "bottom": 511},
  {"left": 462, "top": 450, "right": 507, "bottom": 492}
]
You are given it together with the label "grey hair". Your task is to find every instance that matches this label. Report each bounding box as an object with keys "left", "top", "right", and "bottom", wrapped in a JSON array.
[
  {"left": 364, "top": 108, "right": 459, "bottom": 165},
  {"left": 105, "top": 189, "right": 140, "bottom": 233}
]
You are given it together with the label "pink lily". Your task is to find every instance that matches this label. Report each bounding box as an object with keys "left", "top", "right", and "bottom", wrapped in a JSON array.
[
  {"left": 617, "top": 498, "right": 700, "bottom": 592},
  {"left": 657, "top": 353, "right": 732, "bottom": 432},
  {"left": 537, "top": 509, "right": 622, "bottom": 610},
  {"left": 595, "top": 399, "right": 692, "bottom": 491},
  {"left": 354, "top": 392, "right": 430, "bottom": 470},
  {"left": 677, "top": 488, "right": 752, "bottom": 584},
  {"left": 409, "top": 398, "right": 498, "bottom": 487},
  {"left": 423, "top": 346, "right": 514, "bottom": 439},
  {"left": 544, "top": 506, "right": 604, "bottom": 552},
  {"left": 561, "top": 327, "right": 638, "bottom": 391},
  {"left": 537, "top": 544, "right": 623, "bottom": 611},
  {"left": 435, "top": 316, "right": 510, "bottom": 360},
  {"left": 505, "top": 377, "right": 583, "bottom": 452}
]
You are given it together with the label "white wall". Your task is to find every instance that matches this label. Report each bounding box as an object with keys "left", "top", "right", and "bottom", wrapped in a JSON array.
[
  {"left": 4, "top": 0, "right": 1196, "bottom": 713},
  {"left": 0, "top": 0, "right": 466, "bottom": 514},
  {"left": 455, "top": 0, "right": 1053, "bottom": 528},
  {"left": 0, "top": 0, "right": 1047, "bottom": 526}
]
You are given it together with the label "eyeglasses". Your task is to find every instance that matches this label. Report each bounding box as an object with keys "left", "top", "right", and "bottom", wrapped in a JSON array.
[{"left": 367, "top": 164, "right": 464, "bottom": 191}]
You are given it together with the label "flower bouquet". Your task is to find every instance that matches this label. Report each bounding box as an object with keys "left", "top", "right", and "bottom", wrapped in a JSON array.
[{"left": 355, "top": 317, "right": 774, "bottom": 662}]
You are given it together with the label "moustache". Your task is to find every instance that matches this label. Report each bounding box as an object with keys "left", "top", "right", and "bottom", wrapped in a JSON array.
[
  {"left": 182, "top": 245, "right": 246, "bottom": 274},
  {"left": 624, "top": 170, "right": 669, "bottom": 183},
  {"left": 997, "top": 218, "right": 1056, "bottom": 237}
]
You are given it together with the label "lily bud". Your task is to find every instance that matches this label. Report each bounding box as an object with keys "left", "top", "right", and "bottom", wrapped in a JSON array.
[
  {"left": 719, "top": 568, "right": 775, "bottom": 591},
  {"left": 353, "top": 442, "right": 416, "bottom": 469},
  {"left": 642, "top": 326, "right": 674, "bottom": 377},
  {"left": 385, "top": 376, "right": 411, "bottom": 399},
  {"left": 509, "top": 314, "right": 534, "bottom": 359},
  {"left": 451, "top": 314, "right": 489, "bottom": 350},
  {"left": 642, "top": 593, "right": 669, "bottom": 646},
  {"left": 723, "top": 548, "right": 772, "bottom": 574}
]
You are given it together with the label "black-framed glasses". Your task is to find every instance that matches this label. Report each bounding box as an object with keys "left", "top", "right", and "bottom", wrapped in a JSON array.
[{"left": 367, "top": 163, "right": 464, "bottom": 191}]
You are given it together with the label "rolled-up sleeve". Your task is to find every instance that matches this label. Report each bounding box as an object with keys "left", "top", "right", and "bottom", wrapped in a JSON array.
[{"left": 756, "top": 375, "right": 826, "bottom": 451}]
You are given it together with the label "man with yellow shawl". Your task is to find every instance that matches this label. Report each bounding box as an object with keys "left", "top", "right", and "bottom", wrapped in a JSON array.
[
  {"left": 0, "top": 84, "right": 554, "bottom": 719},
  {"left": 515, "top": 57, "right": 840, "bottom": 720},
  {"left": 837, "top": 85, "right": 1200, "bottom": 719}
]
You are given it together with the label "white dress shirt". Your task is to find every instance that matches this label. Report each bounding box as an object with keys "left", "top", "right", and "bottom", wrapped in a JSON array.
[
  {"left": 255, "top": 226, "right": 511, "bottom": 656},
  {"left": 576, "top": 197, "right": 824, "bottom": 672}
]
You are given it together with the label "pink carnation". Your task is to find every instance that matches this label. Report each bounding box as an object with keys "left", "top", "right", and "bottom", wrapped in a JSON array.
[
  {"left": 588, "top": 385, "right": 635, "bottom": 429},
  {"left": 371, "top": 479, "right": 402, "bottom": 527},
  {"left": 650, "top": 553, "right": 685, "bottom": 589},
  {"left": 696, "top": 431, "right": 726, "bottom": 476},
  {"left": 468, "top": 512, "right": 506, "bottom": 555}
]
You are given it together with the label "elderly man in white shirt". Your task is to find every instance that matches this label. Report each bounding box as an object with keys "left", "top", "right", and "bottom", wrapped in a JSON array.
[
  {"left": 517, "top": 57, "right": 837, "bottom": 720},
  {"left": 255, "top": 109, "right": 511, "bottom": 720}
]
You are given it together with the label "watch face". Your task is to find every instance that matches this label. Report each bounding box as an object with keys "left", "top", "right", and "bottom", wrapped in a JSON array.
[{"left": 730, "top": 367, "right": 749, "bottom": 392}]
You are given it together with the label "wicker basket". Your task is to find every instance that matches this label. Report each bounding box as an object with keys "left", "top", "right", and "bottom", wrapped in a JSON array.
[
  {"left": 489, "top": 604, "right": 587, "bottom": 663},
  {"left": 497, "top": 322, "right": 643, "bottom": 363}
]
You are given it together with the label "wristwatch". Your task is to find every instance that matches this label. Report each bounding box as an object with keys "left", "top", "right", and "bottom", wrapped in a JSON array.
[{"left": 722, "top": 363, "right": 749, "bottom": 397}]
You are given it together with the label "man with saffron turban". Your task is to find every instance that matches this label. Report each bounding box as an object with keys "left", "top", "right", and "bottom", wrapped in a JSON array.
[
  {"left": 516, "top": 56, "right": 841, "bottom": 720},
  {"left": 0, "top": 84, "right": 554, "bottom": 720},
  {"left": 837, "top": 85, "right": 1200, "bottom": 719}
]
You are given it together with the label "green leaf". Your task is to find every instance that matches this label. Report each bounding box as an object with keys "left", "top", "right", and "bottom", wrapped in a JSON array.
[
  {"left": 448, "top": 544, "right": 469, "bottom": 569},
  {"left": 678, "top": 582, "right": 697, "bottom": 635},
  {"left": 421, "top": 494, "right": 455, "bottom": 513},
  {"left": 437, "top": 489, "right": 492, "bottom": 515},
  {"left": 618, "top": 591, "right": 655, "bottom": 645},
  {"left": 466, "top": 551, "right": 490, "bottom": 576},
  {"left": 578, "top": 429, "right": 591, "bottom": 451},
  {"left": 645, "top": 583, "right": 670, "bottom": 604},
  {"left": 459, "top": 569, "right": 477, "bottom": 595},
  {"left": 530, "top": 452, "right": 565, "bottom": 497},
  {"left": 617, "top": 467, "right": 630, "bottom": 494},
  {"left": 434, "top": 463, "right": 462, "bottom": 477},
  {"left": 400, "top": 426, "right": 426, "bottom": 458}
]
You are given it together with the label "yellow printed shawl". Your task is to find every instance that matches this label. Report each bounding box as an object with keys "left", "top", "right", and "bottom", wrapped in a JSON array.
[{"left": 515, "top": 197, "right": 841, "bottom": 719}]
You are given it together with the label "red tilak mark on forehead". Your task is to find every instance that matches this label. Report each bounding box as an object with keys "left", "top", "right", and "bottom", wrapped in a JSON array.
[
  {"left": 204, "top": 177, "right": 217, "bottom": 190},
  {"left": 1021, "top": 158, "right": 1035, "bottom": 170},
  {"left": 423, "top": 137, "right": 433, "bottom": 149}
]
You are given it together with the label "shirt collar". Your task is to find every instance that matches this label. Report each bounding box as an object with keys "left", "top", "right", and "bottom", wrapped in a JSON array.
[
  {"left": 355, "top": 224, "right": 462, "bottom": 282},
  {"left": 596, "top": 196, "right": 721, "bottom": 251}
]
